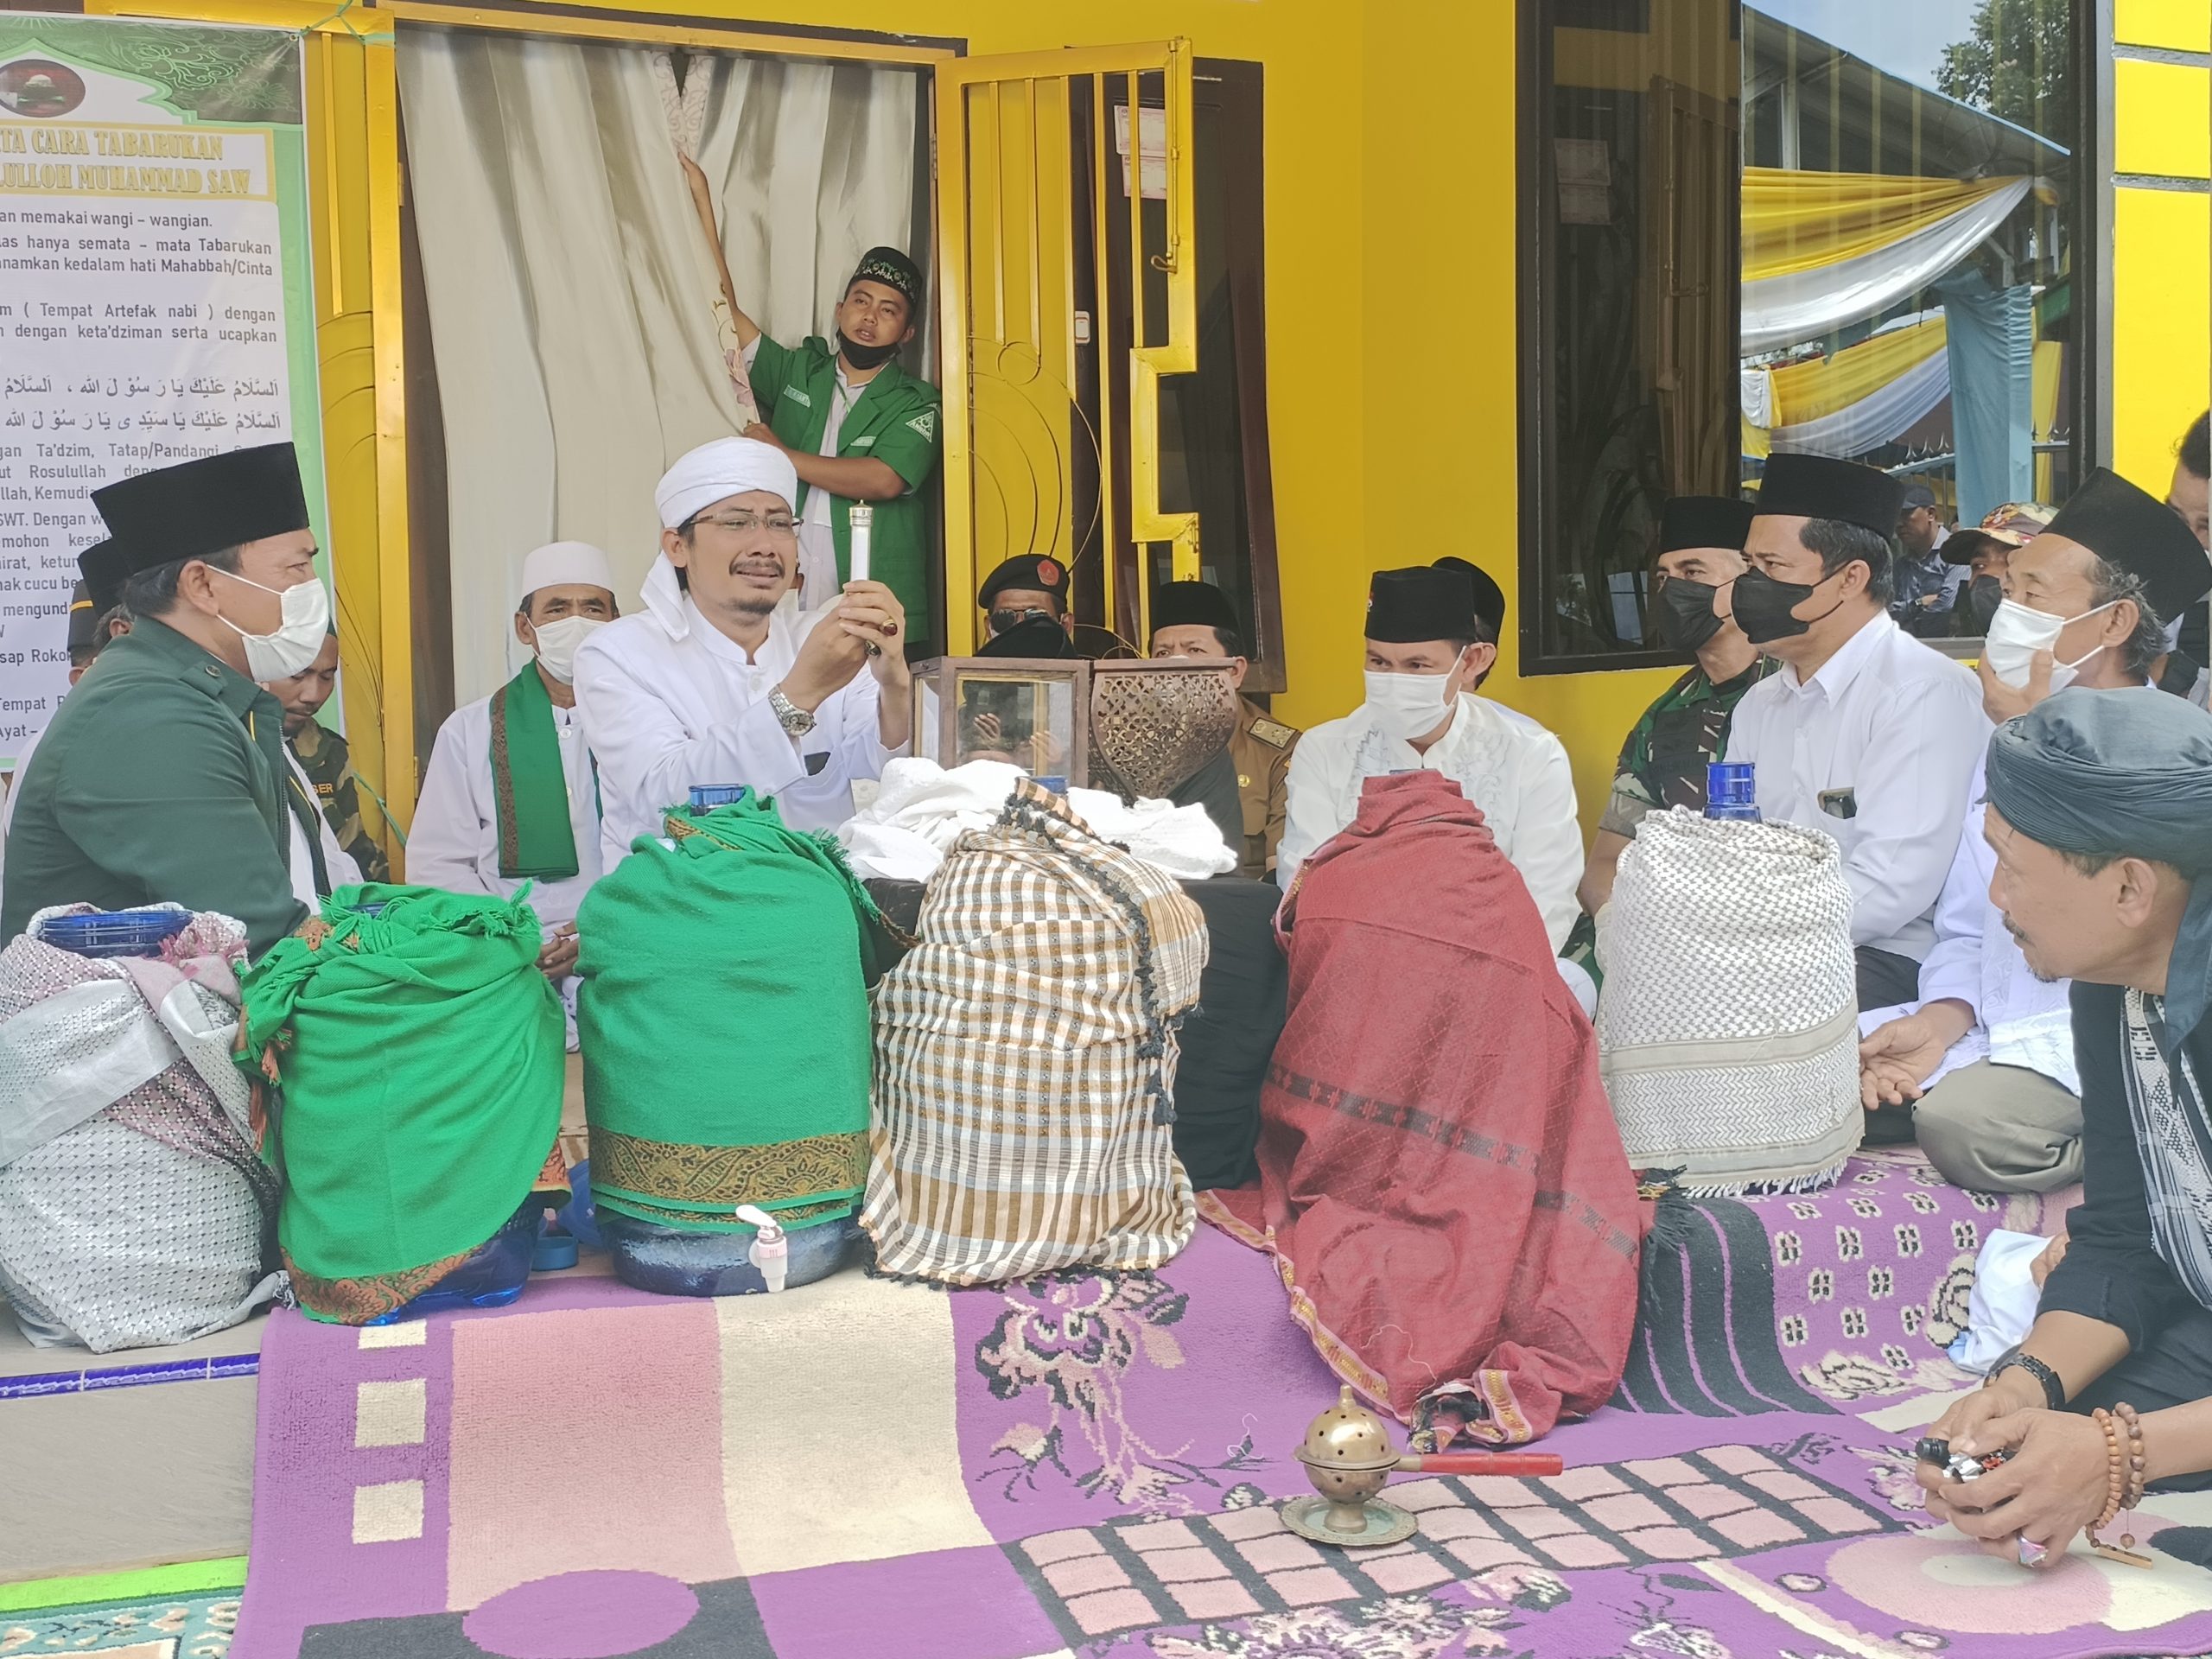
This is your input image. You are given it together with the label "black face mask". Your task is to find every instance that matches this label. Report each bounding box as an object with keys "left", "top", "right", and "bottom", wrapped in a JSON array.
[
  {"left": 978, "top": 614, "right": 1077, "bottom": 659},
  {"left": 836, "top": 330, "right": 901, "bottom": 372},
  {"left": 1652, "top": 577, "right": 1725, "bottom": 654},
  {"left": 1731, "top": 567, "right": 1846, "bottom": 645},
  {"left": 1962, "top": 575, "right": 2003, "bottom": 634}
]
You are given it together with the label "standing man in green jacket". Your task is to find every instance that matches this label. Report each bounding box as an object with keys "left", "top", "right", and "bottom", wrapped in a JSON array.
[
  {"left": 736, "top": 247, "right": 940, "bottom": 643},
  {"left": 1, "top": 442, "right": 334, "bottom": 955}
]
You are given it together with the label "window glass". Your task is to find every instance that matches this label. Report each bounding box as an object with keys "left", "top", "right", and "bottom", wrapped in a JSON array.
[{"left": 1524, "top": 0, "right": 2079, "bottom": 667}]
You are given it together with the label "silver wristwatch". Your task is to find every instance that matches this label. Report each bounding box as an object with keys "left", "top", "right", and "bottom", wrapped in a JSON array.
[{"left": 767, "top": 685, "right": 817, "bottom": 738}]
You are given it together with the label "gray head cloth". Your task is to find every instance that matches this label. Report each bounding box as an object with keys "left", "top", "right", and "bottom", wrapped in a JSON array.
[{"left": 1984, "top": 687, "right": 2212, "bottom": 1040}]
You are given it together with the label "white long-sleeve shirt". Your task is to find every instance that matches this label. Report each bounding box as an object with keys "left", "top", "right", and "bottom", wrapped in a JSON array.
[
  {"left": 1724, "top": 613, "right": 1985, "bottom": 962},
  {"left": 1277, "top": 691, "right": 1583, "bottom": 953},
  {"left": 407, "top": 689, "right": 603, "bottom": 933},
  {"left": 282, "top": 747, "right": 360, "bottom": 911},
  {"left": 573, "top": 556, "right": 900, "bottom": 868},
  {"left": 1909, "top": 753, "right": 2079, "bottom": 1092}
]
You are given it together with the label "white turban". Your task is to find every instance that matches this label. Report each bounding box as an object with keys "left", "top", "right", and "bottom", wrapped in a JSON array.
[
  {"left": 654, "top": 437, "right": 798, "bottom": 529},
  {"left": 516, "top": 540, "right": 615, "bottom": 608}
]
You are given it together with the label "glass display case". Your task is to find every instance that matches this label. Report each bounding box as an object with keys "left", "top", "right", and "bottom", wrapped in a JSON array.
[
  {"left": 909, "top": 657, "right": 1239, "bottom": 798},
  {"left": 912, "top": 658, "right": 1089, "bottom": 790}
]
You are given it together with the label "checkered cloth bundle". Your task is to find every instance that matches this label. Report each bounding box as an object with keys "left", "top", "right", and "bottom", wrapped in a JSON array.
[
  {"left": 861, "top": 779, "right": 1206, "bottom": 1284},
  {"left": 1597, "top": 807, "right": 1859, "bottom": 1193}
]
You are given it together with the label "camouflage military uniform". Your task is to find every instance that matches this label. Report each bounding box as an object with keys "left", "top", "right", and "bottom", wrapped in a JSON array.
[
  {"left": 289, "top": 719, "right": 390, "bottom": 885},
  {"left": 1599, "top": 659, "right": 1777, "bottom": 837}
]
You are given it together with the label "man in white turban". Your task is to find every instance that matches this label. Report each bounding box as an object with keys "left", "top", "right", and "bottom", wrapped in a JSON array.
[
  {"left": 410, "top": 540, "right": 620, "bottom": 1046},
  {"left": 573, "top": 437, "right": 910, "bottom": 865}
]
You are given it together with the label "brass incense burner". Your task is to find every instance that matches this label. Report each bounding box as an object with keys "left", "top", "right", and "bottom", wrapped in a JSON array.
[{"left": 1281, "top": 1387, "right": 1566, "bottom": 1548}]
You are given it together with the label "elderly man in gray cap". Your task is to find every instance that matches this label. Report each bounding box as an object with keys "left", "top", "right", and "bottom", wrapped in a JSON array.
[
  {"left": 1916, "top": 689, "right": 2212, "bottom": 1566},
  {"left": 1891, "top": 480, "right": 1963, "bottom": 636}
]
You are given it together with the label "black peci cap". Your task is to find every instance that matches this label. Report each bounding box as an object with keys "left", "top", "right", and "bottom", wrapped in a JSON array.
[
  {"left": 2043, "top": 467, "right": 2212, "bottom": 626},
  {"left": 1149, "top": 580, "right": 1241, "bottom": 641},
  {"left": 1659, "top": 495, "right": 1755, "bottom": 556},
  {"left": 92, "top": 442, "right": 309, "bottom": 573},
  {"left": 1367, "top": 566, "right": 1476, "bottom": 644},
  {"left": 1753, "top": 453, "right": 1907, "bottom": 539}
]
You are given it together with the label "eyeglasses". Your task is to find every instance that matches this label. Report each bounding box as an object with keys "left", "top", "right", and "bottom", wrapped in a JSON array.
[
  {"left": 988, "top": 607, "right": 1055, "bottom": 635},
  {"left": 685, "top": 510, "right": 796, "bottom": 537}
]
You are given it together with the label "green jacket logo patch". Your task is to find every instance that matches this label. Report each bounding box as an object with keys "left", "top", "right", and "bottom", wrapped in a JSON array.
[{"left": 906, "top": 409, "right": 938, "bottom": 443}]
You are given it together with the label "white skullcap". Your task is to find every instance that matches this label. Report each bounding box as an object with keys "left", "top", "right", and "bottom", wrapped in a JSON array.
[
  {"left": 655, "top": 437, "right": 798, "bottom": 529},
  {"left": 516, "top": 541, "right": 616, "bottom": 607}
]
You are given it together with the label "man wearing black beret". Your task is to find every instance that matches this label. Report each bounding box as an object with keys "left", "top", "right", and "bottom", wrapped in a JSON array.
[
  {"left": 976, "top": 553, "right": 1079, "bottom": 661},
  {"left": 1723, "top": 454, "right": 1986, "bottom": 1013},
  {"left": 1, "top": 442, "right": 333, "bottom": 952},
  {"left": 1148, "top": 579, "right": 1300, "bottom": 880}
]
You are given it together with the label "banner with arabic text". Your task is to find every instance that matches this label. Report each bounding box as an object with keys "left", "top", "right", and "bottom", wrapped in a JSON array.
[{"left": 0, "top": 16, "right": 322, "bottom": 766}]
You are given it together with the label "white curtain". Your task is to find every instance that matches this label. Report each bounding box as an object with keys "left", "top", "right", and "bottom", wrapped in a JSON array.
[
  {"left": 1741, "top": 177, "right": 2033, "bottom": 355},
  {"left": 687, "top": 54, "right": 925, "bottom": 365},
  {"left": 398, "top": 29, "right": 918, "bottom": 709}
]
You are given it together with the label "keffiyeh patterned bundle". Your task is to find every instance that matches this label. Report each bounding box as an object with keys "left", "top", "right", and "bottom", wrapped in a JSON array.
[
  {"left": 0, "top": 905, "right": 282, "bottom": 1351},
  {"left": 1598, "top": 808, "right": 1859, "bottom": 1193}
]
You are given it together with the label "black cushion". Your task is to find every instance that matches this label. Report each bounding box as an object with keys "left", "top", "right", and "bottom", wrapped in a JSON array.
[{"left": 1172, "top": 874, "right": 1286, "bottom": 1192}]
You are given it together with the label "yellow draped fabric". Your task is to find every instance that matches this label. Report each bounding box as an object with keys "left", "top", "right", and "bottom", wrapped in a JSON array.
[
  {"left": 2033, "top": 339, "right": 2062, "bottom": 502},
  {"left": 1769, "top": 316, "right": 1948, "bottom": 427},
  {"left": 1745, "top": 168, "right": 2032, "bottom": 280}
]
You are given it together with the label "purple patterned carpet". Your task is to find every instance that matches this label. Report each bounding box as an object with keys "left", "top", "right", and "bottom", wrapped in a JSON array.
[{"left": 231, "top": 1155, "right": 2212, "bottom": 1659}]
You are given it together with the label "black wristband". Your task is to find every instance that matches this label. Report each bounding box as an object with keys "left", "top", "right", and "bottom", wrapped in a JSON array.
[{"left": 1989, "top": 1351, "right": 2066, "bottom": 1411}]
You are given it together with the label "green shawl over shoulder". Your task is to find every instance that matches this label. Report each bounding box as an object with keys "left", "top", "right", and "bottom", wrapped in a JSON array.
[
  {"left": 577, "top": 791, "right": 877, "bottom": 1233},
  {"left": 238, "top": 884, "right": 565, "bottom": 1322},
  {"left": 490, "top": 664, "right": 579, "bottom": 880}
]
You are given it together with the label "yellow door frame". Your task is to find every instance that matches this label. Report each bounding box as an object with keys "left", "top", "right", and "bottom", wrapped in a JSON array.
[
  {"left": 82, "top": 0, "right": 954, "bottom": 868},
  {"left": 933, "top": 40, "right": 1198, "bottom": 655}
]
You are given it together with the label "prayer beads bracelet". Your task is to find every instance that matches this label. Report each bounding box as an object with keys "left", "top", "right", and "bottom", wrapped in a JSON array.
[
  {"left": 2088, "top": 1403, "right": 2152, "bottom": 1567},
  {"left": 2090, "top": 1408, "right": 2126, "bottom": 1533}
]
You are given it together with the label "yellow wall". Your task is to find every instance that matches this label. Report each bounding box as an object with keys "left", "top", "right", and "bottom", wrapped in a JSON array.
[
  {"left": 2110, "top": 5, "right": 2211, "bottom": 497},
  {"left": 1361, "top": 0, "right": 1674, "bottom": 832}
]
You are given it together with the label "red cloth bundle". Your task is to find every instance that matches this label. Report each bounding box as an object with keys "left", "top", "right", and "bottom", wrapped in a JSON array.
[{"left": 1205, "top": 771, "right": 1644, "bottom": 1442}]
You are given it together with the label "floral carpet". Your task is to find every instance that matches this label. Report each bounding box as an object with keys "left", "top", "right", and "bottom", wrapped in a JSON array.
[
  {"left": 229, "top": 1171, "right": 2212, "bottom": 1659},
  {"left": 1, "top": 1591, "right": 238, "bottom": 1657}
]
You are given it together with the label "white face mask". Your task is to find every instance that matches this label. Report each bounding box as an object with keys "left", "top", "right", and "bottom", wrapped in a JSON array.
[
  {"left": 528, "top": 614, "right": 604, "bottom": 684},
  {"left": 1363, "top": 669, "right": 1458, "bottom": 741},
  {"left": 213, "top": 567, "right": 330, "bottom": 681},
  {"left": 1983, "top": 597, "right": 2115, "bottom": 692}
]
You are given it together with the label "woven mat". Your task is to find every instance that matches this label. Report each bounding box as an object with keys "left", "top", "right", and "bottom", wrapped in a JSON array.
[
  {"left": 232, "top": 1217, "right": 2212, "bottom": 1659},
  {"left": 1624, "top": 1147, "right": 2079, "bottom": 1418}
]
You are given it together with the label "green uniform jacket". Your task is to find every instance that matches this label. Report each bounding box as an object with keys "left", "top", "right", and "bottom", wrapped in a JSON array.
[
  {"left": 0, "top": 616, "right": 312, "bottom": 955},
  {"left": 753, "top": 334, "right": 941, "bottom": 625}
]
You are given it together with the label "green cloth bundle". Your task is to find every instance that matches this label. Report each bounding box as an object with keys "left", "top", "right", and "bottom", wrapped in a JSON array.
[
  {"left": 238, "top": 884, "right": 564, "bottom": 1323},
  {"left": 577, "top": 791, "right": 876, "bottom": 1234}
]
